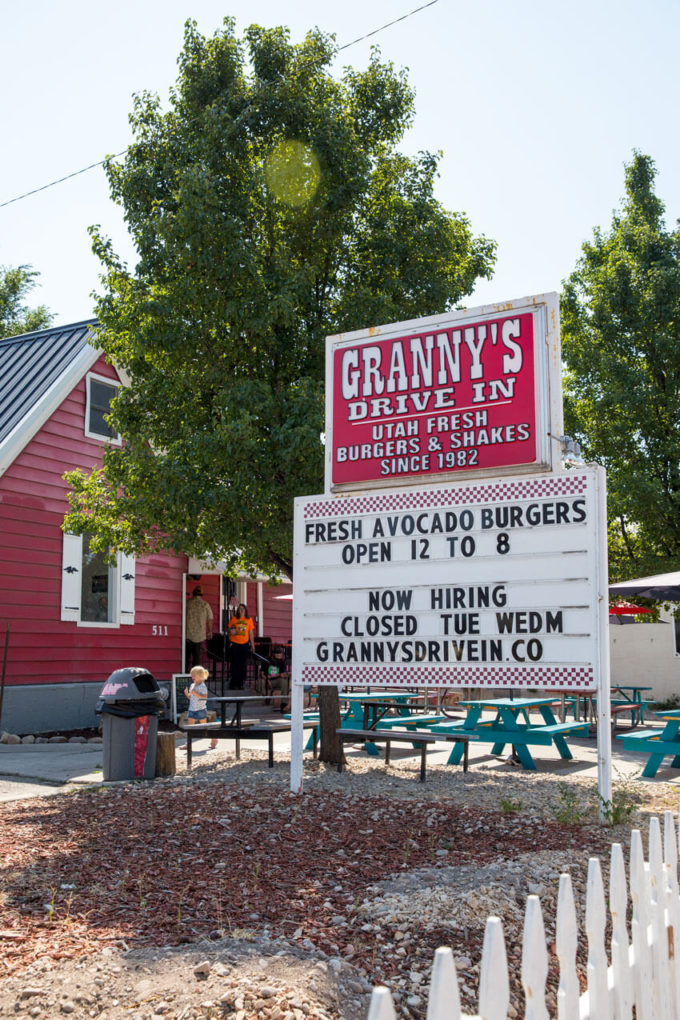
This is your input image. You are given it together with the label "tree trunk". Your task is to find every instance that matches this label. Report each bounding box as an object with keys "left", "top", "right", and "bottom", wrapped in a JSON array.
[
  {"left": 318, "top": 686, "right": 344, "bottom": 765},
  {"left": 283, "top": 564, "right": 343, "bottom": 764},
  {"left": 155, "top": 731, "right": 177, "bottom": 777}
]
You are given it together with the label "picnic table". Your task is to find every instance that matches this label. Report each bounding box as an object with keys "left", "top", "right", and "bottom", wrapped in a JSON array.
[
  {"left": 211, "top": 694, "right": 264, "bottom": 728},
  {"left": 336, "top": 727, "right": 470, "bottom": 781},
  {"left": 184, "top": 694, "right": 319, "bottom": 768},
  {"left": 357, "top": 696, "right": 449, "bottom": 755},
  {"left": 558, "top": 690, "right": 597, "bottom": 724},
  {"left": 428, "top": 696, "right": 590, "bottom": 770},
  {"left": 360, "top": 697, "right": 429, "bottom": 730},
  {"left": 295, "top": 690, "right": 443, "bottom": 754},
  {"left": 555, "top": 685, "right": 652, "bottom": 730},
  {"left": 610, "top": 685, "right": 653, "bottom": 724},
  {"left": 618, "top": 708, "right": 680, "bottom": 778}
]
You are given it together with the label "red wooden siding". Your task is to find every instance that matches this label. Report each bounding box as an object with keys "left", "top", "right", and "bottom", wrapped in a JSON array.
[
  {"left": 260, "top": 583, "right": 293, "bottom": 646},
  {"left": 0, "top": 355, "right": 188, "bottom": 687}
]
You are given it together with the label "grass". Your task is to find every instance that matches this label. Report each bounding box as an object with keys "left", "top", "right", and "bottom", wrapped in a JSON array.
[{"left": 499, "top": 795, "right": 523, "bottom": 815}]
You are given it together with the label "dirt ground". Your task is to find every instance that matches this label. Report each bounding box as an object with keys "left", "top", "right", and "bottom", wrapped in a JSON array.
[{"left": 1, "top": 938, "right": 367, "bottom": 1020}]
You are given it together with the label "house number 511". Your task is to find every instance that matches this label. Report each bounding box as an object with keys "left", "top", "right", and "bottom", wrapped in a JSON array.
[{"left": 152, "top": 625, "right": 169, "bottom": 637}]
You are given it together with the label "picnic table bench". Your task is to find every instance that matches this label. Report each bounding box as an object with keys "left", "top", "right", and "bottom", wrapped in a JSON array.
[
  {"left": 429, "top": 697, "right": 590, "bottom": 770},
  {"left": 609, "top": 702, "right": 648, "bottom": 731},
  {"left": 367, "top": 712, "right": 448, "bottom": 730},
  {"left": 336, "top": 727, "right": 470, "bottom": 782},
  {"left": 184, "top": 720, "right": 319, "bottom": 768},
  {"left": 618, "top": 709, "right": 680, "bottom": 778}
]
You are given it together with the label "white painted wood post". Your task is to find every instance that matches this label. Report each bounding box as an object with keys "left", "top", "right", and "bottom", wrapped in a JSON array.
[
  {"left": 426, "top": 946, "right": 462, "bottom": 1020},
  {"left": 609, "top": 842, "right": 633, "bottom": 1019},
  {"left": 586, "top": 857, "right": 610, "bottom": 1016},
  {"left": 649, "top": 817, "right": 672, "bottom": 1020},
  {"left": 630, "top": 829, "right": 654, "bottom": 1020},
  {"left": 478, "top": 917, "right": 509, "bottom": 1020},
  {"left": 663, "top": 810, "right": 678, "bottom": 895},
  {"left": 556, "top": 873, "right": 579, "bottom": 1020},
  {"left": 521, "top": 896, "right": 549, "bottom": 1020},
  {"left": 663, "top": 810, "right": 680, "bottom": 1013},
  {"left": 594, "top": 463, "right": 612, "bottom": 820},
  {"left": 289, "top": 678, "right": 304, "bottom": 793},
  {"left": 367, "top": 987, "right": 397, "bottom": 1020}
]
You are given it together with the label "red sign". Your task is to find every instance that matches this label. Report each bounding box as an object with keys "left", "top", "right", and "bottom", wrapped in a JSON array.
[{"left": 331, "top": 310, "right": 538, "bottom": 486}]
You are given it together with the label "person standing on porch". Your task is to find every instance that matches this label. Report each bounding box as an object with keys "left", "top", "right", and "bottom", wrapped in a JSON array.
[
  {"left": 228, "top": 602, "right": 255, "bottom": 689},
  {"left": 185, "top": 586, "right": 213, "bottom": 669}
]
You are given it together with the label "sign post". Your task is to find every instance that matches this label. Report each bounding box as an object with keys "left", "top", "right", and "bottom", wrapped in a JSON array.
[{"left": 290, "top": 294, "right": 610, "bottom": 806}]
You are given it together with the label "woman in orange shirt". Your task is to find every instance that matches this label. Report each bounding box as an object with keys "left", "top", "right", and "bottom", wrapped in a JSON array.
[{"left": 228, "top": 603, "right": 255, "bottom": 689}]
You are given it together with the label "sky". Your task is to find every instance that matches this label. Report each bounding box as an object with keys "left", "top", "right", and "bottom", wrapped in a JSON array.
[{"left": 1, "top": 0, "right": 679, "bottom": 327}]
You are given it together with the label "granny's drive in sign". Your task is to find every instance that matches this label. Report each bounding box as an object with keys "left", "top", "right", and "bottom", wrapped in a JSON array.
[
  {"left": 291, "top": 293, "right": 611, "bottom": 803},
  {"left": 293, "top": 294, "right": 606, "bottom": 695},
  {"left": 325, "top": 294, "right": 561, "bottom": 491}
]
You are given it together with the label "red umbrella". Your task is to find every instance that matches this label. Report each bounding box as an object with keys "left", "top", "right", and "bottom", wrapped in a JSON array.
[{"left": 609, "top": 604, "right": 653, "bottom": 615}]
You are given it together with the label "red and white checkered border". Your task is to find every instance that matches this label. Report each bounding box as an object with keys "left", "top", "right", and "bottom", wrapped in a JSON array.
[
  {"left": 298, "top": 663, "right": 595, "bottom": 690},
  {"left": 304, "top": 472, "right": 589, "bottom": 519}
]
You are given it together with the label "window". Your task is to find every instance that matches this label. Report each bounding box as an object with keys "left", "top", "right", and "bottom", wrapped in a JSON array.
[
  {"left": 81, "top": 535, "right": 116, "bottom": 623},
  {"left": 61, "top": 533, "right": 135, "bottom": 626},
  {"left": 85, "top": 373, "right": 121, "bottom": 443}
]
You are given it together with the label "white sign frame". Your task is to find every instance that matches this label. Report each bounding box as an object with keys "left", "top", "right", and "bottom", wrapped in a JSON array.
[{"left": 293, "top": 466, "right": 604, "bottom": 689}]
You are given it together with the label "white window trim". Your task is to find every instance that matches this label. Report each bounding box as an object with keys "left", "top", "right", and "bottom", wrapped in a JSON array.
[
  {"left": 84, "top": 372, "right": 122, "bottom": 445},
  {"left": 61, "top": 533, "right": 135, "bottom": 627}
]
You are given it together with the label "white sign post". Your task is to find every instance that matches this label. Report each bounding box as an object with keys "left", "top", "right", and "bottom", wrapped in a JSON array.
[{"left": 291, "top": 465, "right": 610, "bottom": 801}]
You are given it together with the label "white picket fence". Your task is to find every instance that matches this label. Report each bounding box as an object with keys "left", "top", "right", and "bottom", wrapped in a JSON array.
[{"left": 367, "top": 811, "right": 680, "bottom": 1019}]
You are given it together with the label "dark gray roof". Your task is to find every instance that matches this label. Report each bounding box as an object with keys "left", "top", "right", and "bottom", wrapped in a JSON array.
[{"left": 0, "top": 319, "right": 98, "bottom": 445}]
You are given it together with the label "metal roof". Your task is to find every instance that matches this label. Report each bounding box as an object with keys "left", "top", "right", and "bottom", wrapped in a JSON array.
[{"left": 0, "top": 318, "right": 98, "bottom": 446}]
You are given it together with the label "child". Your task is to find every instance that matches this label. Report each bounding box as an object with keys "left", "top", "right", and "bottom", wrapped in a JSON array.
[
  {"left": 180, "top": 665, "right": 217, "bottom": 750},
  {"left": 268, "top": 647, "right": 291, "bottom": 713}
]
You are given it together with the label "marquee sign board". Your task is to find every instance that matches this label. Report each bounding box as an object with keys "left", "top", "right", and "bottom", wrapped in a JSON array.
[
  {"left": 324, "top": 294, "right": 562, "bottom": 492},
  {"left": 292, "top": 466, "right": 606, "bottom": 692}
]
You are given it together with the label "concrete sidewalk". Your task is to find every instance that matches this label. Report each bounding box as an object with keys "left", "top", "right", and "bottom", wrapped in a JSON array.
[
  {"left": 1, "top": 725, "right": 676, "bottom": 803},
  {"left": 0, "top": 743, "right": 105, "bottom": 801}
]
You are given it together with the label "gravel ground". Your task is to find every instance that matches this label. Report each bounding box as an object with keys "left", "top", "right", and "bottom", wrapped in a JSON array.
[{"left": 1, "top": 746, "right": 678, "bottom": 1020}]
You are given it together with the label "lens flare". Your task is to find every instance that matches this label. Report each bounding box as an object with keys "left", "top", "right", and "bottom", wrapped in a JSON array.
[{"left": 264, "top": 140, "right": 320, "bottom": 207}]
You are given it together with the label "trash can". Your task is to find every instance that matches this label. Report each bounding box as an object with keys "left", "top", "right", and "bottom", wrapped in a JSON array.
[{"left": 96, "top": 667, "right": 167, "bottom": 781}]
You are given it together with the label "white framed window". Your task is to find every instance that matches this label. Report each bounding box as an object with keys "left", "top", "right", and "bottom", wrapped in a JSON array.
[
  {"left": 61, "top": 533, "right": 135, "bottom": 626},
  {"left": 85, "top": 372, "right": 121, "bottom": 444}
]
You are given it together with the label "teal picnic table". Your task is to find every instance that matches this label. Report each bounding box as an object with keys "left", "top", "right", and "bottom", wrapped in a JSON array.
[
  {"left": 340, "top": 691, "right": 430, "bottom": 756},
  {"left": 428, "top": 696, "right": 590, "bottom": 770},
  {"left": 610, "top": 685, "right": 653, "bottom": 725},
  {"left": 618, "top": 709, "right": 680, "bottom": 778},
  {"left": 293, "top": 690, "right": 421, "bottom": 754}
]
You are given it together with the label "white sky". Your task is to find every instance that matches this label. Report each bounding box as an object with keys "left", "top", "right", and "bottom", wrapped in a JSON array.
[{"left": 1, "top": 0, "right": 679, "bottom": 326}]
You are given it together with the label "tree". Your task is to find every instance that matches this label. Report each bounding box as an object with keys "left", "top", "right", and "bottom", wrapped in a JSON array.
[
  {"left": 0, "top": 265, "right": 51, "bottom": 338},
  {"left": 561, "top": 152, "right": 680, "bottom": 580},
  {"left": 63, "top": 20, "right": 495, "bottom": 760}
]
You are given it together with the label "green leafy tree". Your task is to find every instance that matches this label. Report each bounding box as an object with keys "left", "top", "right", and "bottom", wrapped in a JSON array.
[
  {"left": 561, "top": 152, "right": 680, "bottom": 581},
  {"left": 0, "top": 265, "right": 52, "bottom": 338},
  {"left": 63, "top": 20, "right": 495, "bottom": 760}
]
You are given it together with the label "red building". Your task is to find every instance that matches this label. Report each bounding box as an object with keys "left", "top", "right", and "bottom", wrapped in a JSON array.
[{"left": 0, "top": 320, "right": 291, "bottom": 733}]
